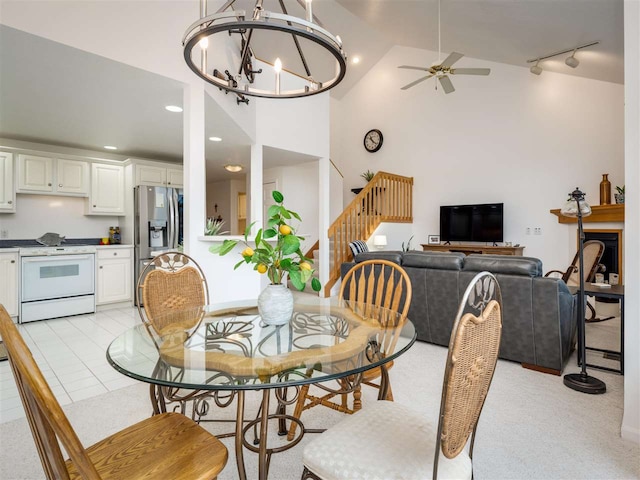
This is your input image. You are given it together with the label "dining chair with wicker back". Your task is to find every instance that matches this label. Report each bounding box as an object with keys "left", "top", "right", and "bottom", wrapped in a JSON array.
[
  {"left": 136, "top": 252, "right": 215, "bottom": 418},
  {"left": 301, "top": 271, "right": 502, "bottom": 480},
  {"left": 287, "top": 259, "right": 412, "bottom": 441},
  {"left": 0, "top": 305, "right": 228, "bottom": 480}
]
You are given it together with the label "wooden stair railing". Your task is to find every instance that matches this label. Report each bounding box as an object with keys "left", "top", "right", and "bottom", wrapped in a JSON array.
[{"left": 324, "top": 171, "right": 413, "bottom": 296}]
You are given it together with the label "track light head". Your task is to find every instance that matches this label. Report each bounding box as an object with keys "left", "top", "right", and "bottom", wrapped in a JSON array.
[
  {"left": 530, "top": 60, "right": 542, "bottom": 75},
  {"left": 565, "top": 50, "right": 579, "bottom": 68}
]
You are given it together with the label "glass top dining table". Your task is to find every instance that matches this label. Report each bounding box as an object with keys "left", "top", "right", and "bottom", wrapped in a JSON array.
[{"left": 106, "top": 300, "right": 416, "bottom": 480}]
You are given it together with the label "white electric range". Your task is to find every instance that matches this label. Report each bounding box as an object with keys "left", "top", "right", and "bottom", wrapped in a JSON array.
[{"left": 20, "top": 245, "right": 97, "bottom": 323}]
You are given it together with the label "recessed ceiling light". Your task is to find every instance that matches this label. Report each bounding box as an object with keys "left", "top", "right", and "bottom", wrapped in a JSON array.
[
  {"left": 224, "top": 165, "right": 243, "bottom": 173},
  {"left": 209, "top": 136, "right": 222, "bottom": 142},
  {"left": 103, "top": 145, "right": 118, "bottom": 150},
  {"left": 165, "top": 105, "right": 183, "bottom": 113},
  {"left": 352, "top": 56, "right": 361, "bottom": 65}
]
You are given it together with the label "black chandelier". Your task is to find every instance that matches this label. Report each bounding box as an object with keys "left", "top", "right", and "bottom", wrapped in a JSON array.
[{"left": 183, "top": 0, "right": 347, "bottom": 99}]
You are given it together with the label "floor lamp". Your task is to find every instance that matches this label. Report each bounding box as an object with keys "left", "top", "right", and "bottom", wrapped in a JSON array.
[{"left": 561, "top": 187, "right": 606, "bottom": 394}]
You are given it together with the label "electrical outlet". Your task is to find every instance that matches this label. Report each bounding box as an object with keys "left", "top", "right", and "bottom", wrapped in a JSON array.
[
  {"left": 0, "top": 230, "right": 7, "bottom": 239},
  {"left": 525, "top": 227, "right": 531, "bottom": 235},
  {"left": 534, "top": 227, "right": 542, "bottom": 235}
]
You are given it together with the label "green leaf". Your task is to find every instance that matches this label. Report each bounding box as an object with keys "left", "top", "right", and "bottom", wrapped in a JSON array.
[
  {"left": 263, "top": 228, "right": 277, "bottom": 239},
  {"left": 299, "top": 269, "right": 312, "bottom": 283},
  {"left": 212, "top": 239, "right": 238, "bottom": 256},
  {"left": 311, "top": 277, "right": 322, "bottom": 292},
  {"left": 279, "top": 206, "right": 291, "bottom": 219},
  {"left": 272, "top": 190, "right": 284, "bottom": 203},
  {"left": 244, "top": 223, "right": 255, "bottom": 241},
  {"left": 280, "top": 258, "right": 293, "bottom": 269},
  {"left": 267, "top": 204, "right": 281, "bottom": 218},
  {"left": 289, "top": 270, "right": 304, "bottom": 291},
  {"left": 281, "top": 235, "right": 300, "bottom": 255},
  {"left": 288, "top": 210, "right": 301, "bottom": 221},
  {"left": 233, "top": 259, "right": 246, "bottom": 270},
  {"left": 254, "top": 229, "right": 262, "bottom": 246},
  {"left": 267, "top": 218, "right": 280, "bottom": 229}
]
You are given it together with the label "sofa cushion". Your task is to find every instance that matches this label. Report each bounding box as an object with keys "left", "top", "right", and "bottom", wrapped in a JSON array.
[
  {"left": 354, "top": 251, "right": 403, "bottom": 265},
  {"left": 463, "top": 254, "right": 543, "bottom": 277},
  {"left": 402, "top": 251, "right": 465, "bottom": 271}
]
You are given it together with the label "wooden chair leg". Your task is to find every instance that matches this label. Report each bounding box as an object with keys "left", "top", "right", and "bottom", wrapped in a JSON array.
[
  {"left": 287, "top": 383, "right": 310, "bottom": 441},
  {"left": 385, "top": 382, "right": 394, "bottom": 401},
  {"left": 353, "top": 385, "right": 362, "bottom": 412}
]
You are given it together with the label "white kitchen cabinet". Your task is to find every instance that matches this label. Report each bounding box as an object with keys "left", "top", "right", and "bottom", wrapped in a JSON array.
[
  {"left": 87, "top": 163, "right": 125, "bottom": 215},
  {"left": 136, "top": 164, "right": 183, "bottom": 188},
  {"left": 17, "top": 154, "right": 53, "bottom": 193},
  {"left": 0, "top": 152, "right": 15, "bottom": 212},
  {"left": 16, "top": 155, "right": 89, "bottom": 197},
  {"left": 166, "top": 168, "right": 183, "bottom": 187},
  {"left": 0, "top": 252, "right": 19, "bottom": 317},
  {"left": 96, "top": 247, "right": 133, "bottom": 305},
  {"left": 56, "top": 159, "right": 89, "bottom": 195}
]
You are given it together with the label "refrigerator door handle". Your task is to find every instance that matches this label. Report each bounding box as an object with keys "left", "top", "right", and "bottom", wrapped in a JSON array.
[
  {"left": 173, "top": 189, "right": 180, "bottom": 248},
  {"left": 168, "top": 188, "right": 176, "bottom": 249}
]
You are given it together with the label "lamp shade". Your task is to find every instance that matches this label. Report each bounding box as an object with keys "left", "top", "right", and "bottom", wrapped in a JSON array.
[
  {"left": 561, "top": 197, "right": 591, "bottom": 217},
  {"left": 373, "top": 235, "right": 387, "bottom": 248}
]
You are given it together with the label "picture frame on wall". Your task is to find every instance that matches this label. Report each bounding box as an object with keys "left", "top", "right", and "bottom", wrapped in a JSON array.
[{"left": 428, "top": 234, "right": 440, "bottom": 245}]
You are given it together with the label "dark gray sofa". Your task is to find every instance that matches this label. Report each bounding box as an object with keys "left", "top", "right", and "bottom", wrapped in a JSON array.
[{"left": 341, "top": 251, "right": 577, "bottom": 374}]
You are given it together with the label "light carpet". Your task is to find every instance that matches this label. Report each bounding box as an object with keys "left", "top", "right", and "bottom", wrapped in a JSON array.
[{"left": 1, "top": 324, "right": 638, "bottom": 480}]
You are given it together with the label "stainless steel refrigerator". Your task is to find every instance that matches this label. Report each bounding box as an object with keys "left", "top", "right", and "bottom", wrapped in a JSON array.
[{"left": 134, "top": 186, "right": 183, "bottom": 300}]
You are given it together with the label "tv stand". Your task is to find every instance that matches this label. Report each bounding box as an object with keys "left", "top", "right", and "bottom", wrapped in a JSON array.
[{"left": 421, "top": 244, "right": 525, "bottom": 256}]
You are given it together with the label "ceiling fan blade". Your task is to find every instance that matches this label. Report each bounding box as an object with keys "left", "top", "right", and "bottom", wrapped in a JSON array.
[
  {"left": 398, "top": 65, "right": 434, "bottom": 73},
  {"left": 438, "top": 75, "right": 455, "bottom": 94},
  {"left": 450, "top": 68, "right": 491, "bottom": 76},
  {"left": 439, "top": 52, "right": 464, "bottom": 68},
  {"left": 401, "top": 75, "right": 434, "bottom": 90}
]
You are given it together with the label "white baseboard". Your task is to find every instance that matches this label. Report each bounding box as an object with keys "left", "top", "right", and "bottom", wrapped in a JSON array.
[
  {"left": 621, "top": 423, "right": 640, "bottom": 444},
  {"left": 96, "top": 301, "right": 133, "bottom": 311}
]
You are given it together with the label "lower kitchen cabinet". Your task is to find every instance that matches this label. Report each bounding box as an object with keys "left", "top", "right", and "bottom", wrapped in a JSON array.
[
  {"left": 96, "top": 247, "right": 133, "bottom": 305},
  {"left": 0, "top": 252, "right": 19, "bottom": 317}
]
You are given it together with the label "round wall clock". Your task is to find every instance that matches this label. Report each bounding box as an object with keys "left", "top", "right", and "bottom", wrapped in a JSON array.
[{"left": 363, "top": 129, "right": 383, "bottom": 153}]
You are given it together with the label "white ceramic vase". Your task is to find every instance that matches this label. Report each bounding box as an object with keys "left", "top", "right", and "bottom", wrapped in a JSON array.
[{"left": 258, "top": 284, "right": 294, "bottom": 326}]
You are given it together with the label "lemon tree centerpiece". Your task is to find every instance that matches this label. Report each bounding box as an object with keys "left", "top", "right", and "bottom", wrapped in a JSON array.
[{"left": 210, "top": 190, "right": 321, "bottom": 324}]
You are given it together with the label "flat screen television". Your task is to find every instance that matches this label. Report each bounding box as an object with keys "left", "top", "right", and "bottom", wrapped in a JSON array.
[{"left": 440, "top": 203, "right": 504, "bottom": 243}]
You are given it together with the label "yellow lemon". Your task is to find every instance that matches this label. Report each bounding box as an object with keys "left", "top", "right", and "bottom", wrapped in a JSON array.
[
  {"left": 279, "top": 224, "right": 292, "bottom": 235},
  {"left": 257, "top": 264, "right": 268, "bottom": 274},
  {"left": 242, "top": 247, "right": 254, "bottom": 257},
  {"left": 299, "top": 262, "right": 311, "bottom": 271}
]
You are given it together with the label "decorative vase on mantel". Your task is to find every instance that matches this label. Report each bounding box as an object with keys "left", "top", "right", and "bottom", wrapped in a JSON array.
[
  {"left": 599, "top": 174, "right": 612, "bottom": 205},
  {"left": 258, "top": 284, "right": 294, "bottom": 326}
]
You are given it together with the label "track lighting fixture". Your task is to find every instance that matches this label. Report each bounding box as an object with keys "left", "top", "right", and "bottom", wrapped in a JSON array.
[
  {"left": 530, "top": 59, "right": 542, "bottom": 75},
  {"left": 526, "top": 41, "right": 598, "bottom": 75},
  {"left": 565, "top": 50, "right": 579, "bottom": 68}
]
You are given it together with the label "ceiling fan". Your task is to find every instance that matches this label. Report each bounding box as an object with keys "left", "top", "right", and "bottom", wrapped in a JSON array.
[{"left": 398, "top": 0, "right": 490, "bottom": 94}]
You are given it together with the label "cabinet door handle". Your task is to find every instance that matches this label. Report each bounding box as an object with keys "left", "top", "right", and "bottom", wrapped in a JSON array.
[
  {"left": 10, "top": 260, "right": 15, "bottom": 263},
  {"left": 48, "top": 183, "right": 52, "bottom": 186},
  {"left": 59, "top": 184, "right": 63, "bottom": 187},
  {"left": 8, "top": 200, "right": 12, "bottom": 204},
  {"left": 93, "top": 205, "right": 97, "bottom": 207},
  {"left": 99, "top": 266, "right": 103, "bottom": 269},
  {"left": 113, "top": 252, "right": 117, "bottom": 256}
]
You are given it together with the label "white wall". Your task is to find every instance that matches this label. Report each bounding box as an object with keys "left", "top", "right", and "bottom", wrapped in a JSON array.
[
  {"left": 332, "top": 45, "right": 624, "bottom": 272},
  {"left": 206, "top": 180, "right": 231, "bottom": 226},
  {"left": 622, "top": 0, "right": 640, "bottom": 444}
]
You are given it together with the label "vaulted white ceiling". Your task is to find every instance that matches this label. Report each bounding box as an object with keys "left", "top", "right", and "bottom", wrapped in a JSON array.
[{"left": 0, "top": 0, "right": 625, "bottom": 181}]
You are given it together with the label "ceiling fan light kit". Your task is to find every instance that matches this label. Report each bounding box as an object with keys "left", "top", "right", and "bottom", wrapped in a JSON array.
[
  {"left": 527, "top": 41, "right": 598, "bottom": 75},
  {"left": 397, "top": 0, "right": 490, "bottom": 94},
  {"left": 182, "top": 0, "right": 347, "bottom": 99}
]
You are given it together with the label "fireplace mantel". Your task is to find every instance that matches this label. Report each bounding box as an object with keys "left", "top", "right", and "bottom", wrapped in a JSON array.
[{"left": 549, "top": 204, "right": 625, "bottom": 224}]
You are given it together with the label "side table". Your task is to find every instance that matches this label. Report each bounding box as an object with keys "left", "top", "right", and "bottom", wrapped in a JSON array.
[{"left": 570, "top": 284, "right": 624, "bottom": 375}]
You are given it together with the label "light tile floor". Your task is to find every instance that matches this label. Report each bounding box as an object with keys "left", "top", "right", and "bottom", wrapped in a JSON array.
[{"left": 0, "top": 307, "right": 142, "bottom": 424}]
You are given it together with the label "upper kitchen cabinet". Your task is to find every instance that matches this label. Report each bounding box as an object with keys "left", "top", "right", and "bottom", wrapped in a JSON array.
[
  {"left": 87, "top": 163, "right": 125, "bottom": 215},
  {"left": 135, "top": 164, "right": 183, "bottom": 188},
  {"left": 16, "top": 154, "right": 89, "bottom": 196},
  {"left": 17, "top": 154, "right": 53, "bottom": 193},
  {"left": 0, "top": 152, "right": 16, "bottom": 212},
  {"left": 56, "top": 158, "right": 89, "bottom": 195}
]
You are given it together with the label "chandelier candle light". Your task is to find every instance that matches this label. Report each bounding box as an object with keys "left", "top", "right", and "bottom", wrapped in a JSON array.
[{"left": 183, "top": 0, "right": 347, "bottom": 99}]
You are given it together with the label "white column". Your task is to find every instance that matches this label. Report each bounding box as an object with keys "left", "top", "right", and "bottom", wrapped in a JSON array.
[
  {"left": 622, "top": 0, "right": 640, "bottom": 444},
  {"left": 250, "top": 143, "right": 264, "bottom": 234},
  {"left": 318, "top": 156, "right": 331, "bottom": 297},
  {"left": 183, "top": 82, "right": 206, "bottom": 253}
]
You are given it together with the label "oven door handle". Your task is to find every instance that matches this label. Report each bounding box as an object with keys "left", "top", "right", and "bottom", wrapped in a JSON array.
[{"left": 21, "top": 255, "right": 95, "bottom": 262}]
